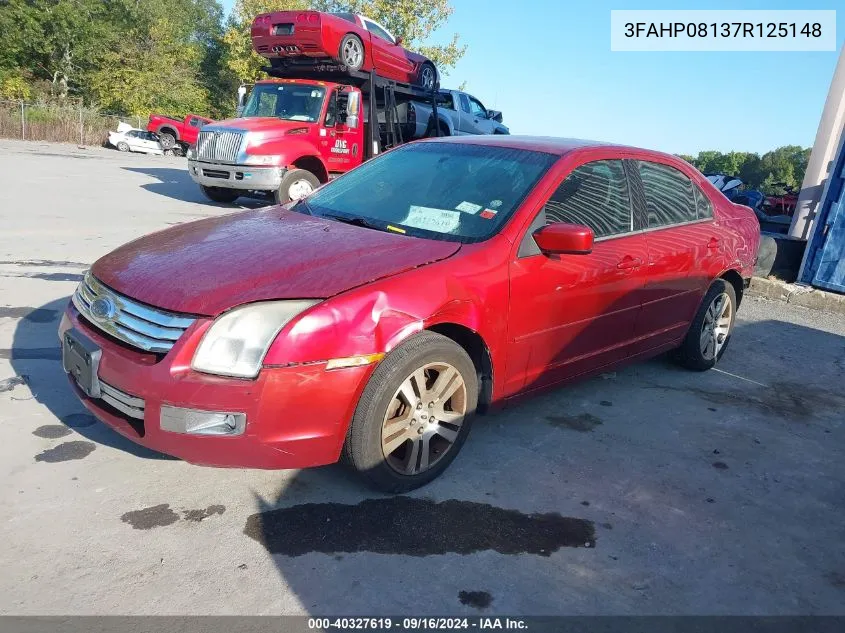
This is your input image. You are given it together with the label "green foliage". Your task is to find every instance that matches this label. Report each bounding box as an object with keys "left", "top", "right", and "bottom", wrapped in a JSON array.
[{"left": 680, "top": 147, "right": 811, "bottom": 195}]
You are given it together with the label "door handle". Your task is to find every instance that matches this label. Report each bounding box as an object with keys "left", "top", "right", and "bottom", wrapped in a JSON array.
[
  {"left": 707, "top": 237, "right": 721, "bottom": 249},
  {"left": 617, "top": 256, "right": 643, "bottom": 270}
]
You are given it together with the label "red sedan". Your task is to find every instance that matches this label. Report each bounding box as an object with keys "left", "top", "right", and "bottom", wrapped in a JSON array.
[
  {"left": 59, "top": 137, "right": 759, "bottom": 492},
  {"left": 251, "top": 10, "right": 438, "bottom": 89}
]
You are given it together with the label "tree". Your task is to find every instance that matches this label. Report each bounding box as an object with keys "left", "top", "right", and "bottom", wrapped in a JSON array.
[
  {"left": 312, "top": 0, "right": 466, "bottom": 72},
  {"left": 222, "top": 0, "right": 306, "bottom": 84}
]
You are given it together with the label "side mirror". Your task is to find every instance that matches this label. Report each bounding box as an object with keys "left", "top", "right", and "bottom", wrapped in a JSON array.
[
  {"left": 488, "top": 110, "right": 503, "bottom": 123},
  {"left": 345, "top": 91, "right": 360, "bottom": 129},
  {"left": 395, "top": 36, "right": 404, "bottom": 46},
  {"left": 533, "top": 223, "right": 594, "bottom": 255}
]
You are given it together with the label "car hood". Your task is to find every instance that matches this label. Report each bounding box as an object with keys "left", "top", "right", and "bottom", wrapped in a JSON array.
[{"left": 91, "top": 209, "right": 461, "bottom": 316}]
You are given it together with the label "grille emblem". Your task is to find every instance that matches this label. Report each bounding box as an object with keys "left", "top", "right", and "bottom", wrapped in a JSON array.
[{"left": 89, "top": 297, "right": 117, "bottom": 322}]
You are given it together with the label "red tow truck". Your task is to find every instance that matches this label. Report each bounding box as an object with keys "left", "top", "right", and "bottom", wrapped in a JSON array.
[
  {"left": 147, "top": 113, "right": 213, "bottom": 154},
  {"left": 187, "top": 64, "right": 440, "bottom": 204}
]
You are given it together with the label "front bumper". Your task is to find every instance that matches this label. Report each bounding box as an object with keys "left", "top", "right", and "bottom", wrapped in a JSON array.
[
  {"left": 187, "top": 160, "right": 285, "bottom": 191},
  {"left": 58, "top": 305, "right": 374, "bottom": 469}
]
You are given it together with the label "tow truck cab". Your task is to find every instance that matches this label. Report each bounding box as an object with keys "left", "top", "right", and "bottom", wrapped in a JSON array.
[{"left": 187, "top": 78, "right": 364, "bottom": 204}]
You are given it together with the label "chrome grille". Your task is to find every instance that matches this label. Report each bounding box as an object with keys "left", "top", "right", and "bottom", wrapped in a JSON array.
[
  {"left": 72, "top": 271, "right": 196, "bottom": 354},
  {"left": 99, "top": 379, "right": 145, "bottom": 420},
  {"left": 195, "top": 129, "right": 244, "bottom": 164}
]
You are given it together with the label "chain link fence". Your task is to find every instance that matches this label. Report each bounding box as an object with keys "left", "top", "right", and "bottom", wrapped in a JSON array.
[{"left": 0, "top": 100, "right": 147, "bottom": 146}]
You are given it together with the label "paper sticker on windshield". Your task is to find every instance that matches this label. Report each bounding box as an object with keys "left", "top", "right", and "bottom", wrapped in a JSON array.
[
  {"left": 456, "top": 201, "right": 482, "bottom": 214},
  {"left": 402, "top": 206, "right": 461, "bottom": 233},
  {"left": 489, "top": 199, "right": 503, "bottom": 209},
  {"left": 479, "top": 209, "right": 498, "bottom": 220}
]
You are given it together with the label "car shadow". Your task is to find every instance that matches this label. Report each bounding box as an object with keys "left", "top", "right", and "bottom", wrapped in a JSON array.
[
  {"left": 9, "top": 296, "right": 176, "bottom": 460},
  {"left": 122, "top": 166, "right": 272, "bottom": 209}
]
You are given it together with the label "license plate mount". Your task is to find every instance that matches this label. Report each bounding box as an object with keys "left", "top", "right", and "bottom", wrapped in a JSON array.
[{"left": 62, "top": 328, "right": 102, "bottom": 398}]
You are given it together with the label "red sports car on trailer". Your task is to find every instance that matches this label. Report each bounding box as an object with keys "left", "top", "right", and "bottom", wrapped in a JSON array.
[{"left": 251, "top": 10, "right": 439, "bottom": 90}]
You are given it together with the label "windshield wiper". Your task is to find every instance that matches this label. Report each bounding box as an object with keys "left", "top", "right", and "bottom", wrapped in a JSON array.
[
  {"left": 292, "top": 198, "right": 312, "bottom": 215},
  {"left": 322, "top": 214, "right": 382, "bottom": 231}
]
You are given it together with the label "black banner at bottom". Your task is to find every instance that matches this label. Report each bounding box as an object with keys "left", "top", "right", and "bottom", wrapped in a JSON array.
[{"left": 1, "top": 617, "right": 844, "bottom": 633}]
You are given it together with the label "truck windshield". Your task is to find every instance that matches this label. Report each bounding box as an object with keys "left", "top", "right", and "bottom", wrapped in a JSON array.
[
  {"left": 242, "top": 84, "right": 326, "bottom": 122},
  {"left": 299, "top": 142, "right": 557, "bottom": 244}
]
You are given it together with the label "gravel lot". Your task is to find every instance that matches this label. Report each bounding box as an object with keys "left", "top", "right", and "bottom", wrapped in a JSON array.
[{"left": 1, "top": 139, "right": 844, "bottom": 616}]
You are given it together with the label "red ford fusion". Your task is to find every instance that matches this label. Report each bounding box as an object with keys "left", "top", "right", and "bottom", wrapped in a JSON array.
[
  {"left": 59, "top": 136, "right": 759, "bottom": 492},
  {"left": 251, "top": 10, "right": 438, "bottom": 90}
]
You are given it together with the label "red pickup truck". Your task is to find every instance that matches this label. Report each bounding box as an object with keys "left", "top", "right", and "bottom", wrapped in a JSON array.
[{"left": 146, "top": 114, "right": 213, "bottom": 152}]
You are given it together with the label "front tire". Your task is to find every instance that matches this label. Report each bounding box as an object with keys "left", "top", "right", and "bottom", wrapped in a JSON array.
[
  {"left": 200, "top": 185, "right": 239, "bottom": 204},
  {"left": 673, "top": 279, "right": 737, "bottom": 371},
  {"left": 339, "top": 34, "right": 365, "bottom": 71},
  {"left": 343, "top": 331, "right": 478, "bottom": 493},
  {"left": 274, "top": 169, "right": 320, "bottom": 204}
]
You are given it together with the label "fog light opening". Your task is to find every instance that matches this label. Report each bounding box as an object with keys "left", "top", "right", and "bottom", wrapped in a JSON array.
[{"left": 160, "top": 405, "right": 246, "bottom": 436}]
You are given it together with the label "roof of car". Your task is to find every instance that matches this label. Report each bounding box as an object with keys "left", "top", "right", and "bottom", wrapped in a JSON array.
[{"left": 419, "top": 135, "right": 679, "bottom": 162}]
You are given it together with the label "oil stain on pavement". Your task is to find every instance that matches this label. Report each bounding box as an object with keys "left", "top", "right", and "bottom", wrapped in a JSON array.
[
  {"left": 546, "top": 412, "right": 603, "bottom": 432},
  {"left": 121, "top": 504, "right": 227, "bottom": 529},
  {"left": 34, "top": 440, "right": 96, "bottom": 463},
  {"left": 458, "top": 591, "right": 492, "bottom": 610},
  {"left": 183, "top": 505, "right": 226, "bottom": 522},
  {"left": 0, "top": 376, "right": 28, "bottom": 392},
  {"left": 122, "top": 504, "right": 180, "bottom": 530},
  {"left": 33, "top": 425, "right": 73, "bottom": 439},
  {"left": 244, "top": 497, "right": 595, "bottom": 556}
]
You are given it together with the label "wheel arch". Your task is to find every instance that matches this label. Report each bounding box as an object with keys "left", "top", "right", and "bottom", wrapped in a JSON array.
[
  {"left": 426, "top": 323, "right": 493, "bottom": 413},
  {"left": 718, "top": 268, "right": 745, "bottom": 308},
  {"left": 157, "top": 125, "right": 179, "bottom": 140},
  {"left": 292, "top": 155, "right": 330, "bottom": 183}
]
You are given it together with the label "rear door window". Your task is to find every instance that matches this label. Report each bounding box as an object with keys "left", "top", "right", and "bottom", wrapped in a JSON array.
[
  {"left": 543, "top": 159, "right": 633, "bottom": 239},
  {"left": 637, "top": 161, "right": 698, "bottom": 228},
  {"left": 458, "top": 94, "right": 471, "bottom": 113}
]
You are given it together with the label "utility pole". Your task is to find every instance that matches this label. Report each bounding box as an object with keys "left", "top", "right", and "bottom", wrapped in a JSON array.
[
  {"left": 20, "top": 101, "right": 25, "bottom": 140},
  {"left": 789, "top": 45, "right": 845, "bottom": 240}
]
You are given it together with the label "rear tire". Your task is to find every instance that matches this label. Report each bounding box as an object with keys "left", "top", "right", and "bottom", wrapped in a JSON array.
[
  {"left": 200, "top": 185, "right": 239, "bottom": 204},
  {"left": 158, "top": 131, "right": 176, "bottom": 150},
  {"left": 342, "top": 331, "right": 478, "bottom": 493},
  {"left": 274, "top": 169, "right": 320, "bottom": 204},
  {"left": 339, "top": 34, "right": 365, "bottom": 71},
  {"left": 117, "top": 141, "right": 129, "bottom": 152},
  {"left": 673, "top": 279, "right": 737, "bottom": 371}
]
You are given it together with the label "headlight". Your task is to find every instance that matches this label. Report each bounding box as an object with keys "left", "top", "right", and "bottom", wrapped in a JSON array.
[
  {"left": 186, "top": 146, "right": 196, "bottom": 159},
  {"left": 243, "top": 154, "right": 282, "bottom": 165},
  {"left": 192, "top": 300, "right": 318, "bottom": 378}
]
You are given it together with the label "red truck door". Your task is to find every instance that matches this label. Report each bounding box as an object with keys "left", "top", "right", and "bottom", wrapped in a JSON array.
[{"left": 319, "top": 87, "right": 364, "bottom": 174}]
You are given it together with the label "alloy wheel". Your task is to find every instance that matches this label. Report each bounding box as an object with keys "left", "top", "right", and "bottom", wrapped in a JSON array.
[
  {"left": 342, "top": 39, "right": 363, "bottom": 68},
  {"left": 381, "top": 362, "right": 467, "bottom": 475},
  {"left": 700, "top": 292, "right": 732, "bottom": 360}
]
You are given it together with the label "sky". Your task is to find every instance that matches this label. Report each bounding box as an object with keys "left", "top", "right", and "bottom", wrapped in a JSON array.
[{"left": 223, "top": 0, "right": 844, "bottom": 156}]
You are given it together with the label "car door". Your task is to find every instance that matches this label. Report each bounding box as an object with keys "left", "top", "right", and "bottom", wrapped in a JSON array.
[
  {"left": 361, "top": 17, "right": 414, "bottom": 80},
  {"left": 629, "top": 159, "right": 720, "bottom": 350},
  {"left": 124, "top": 131, "right": 142, "bottom": 152},
  {"left": 467, "top": 95, "right": 495, "bottom": 134},
  {"left": 506, "top": 158, "right": 650, "bottom": 395},
  {"left": 455, "top": 94, "right": 473, "bottom": 135}
]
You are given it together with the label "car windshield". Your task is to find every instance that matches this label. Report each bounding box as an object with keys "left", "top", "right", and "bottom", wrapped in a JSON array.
[
  {"left": 299, "top": 142, "right": 557, "bottom": 243},
  {"left": 242, "top": 84, "right": 326, "bottom": 122}
]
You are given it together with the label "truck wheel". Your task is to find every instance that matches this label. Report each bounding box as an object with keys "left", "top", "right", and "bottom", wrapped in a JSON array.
[
  {"left": 342, "top": 331, "right": 478, "bottom": 493},
  {"left": 200, "top": 185, "right": 240, "bottom": 204},
  {"left": 117, "top": 141, "right": 129, "bottom": 152},
  {"left": 339, "top": 34, "right": 365, "bottom": 71},
  {"left": 158, "top": 131, "right": 176, "bottom": 150},
  {"left": 418, "top": 62, "right": 436, "bottom": 90},
  {"left": 275, "top": 169, "right": 320, "bottom": 204}
]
